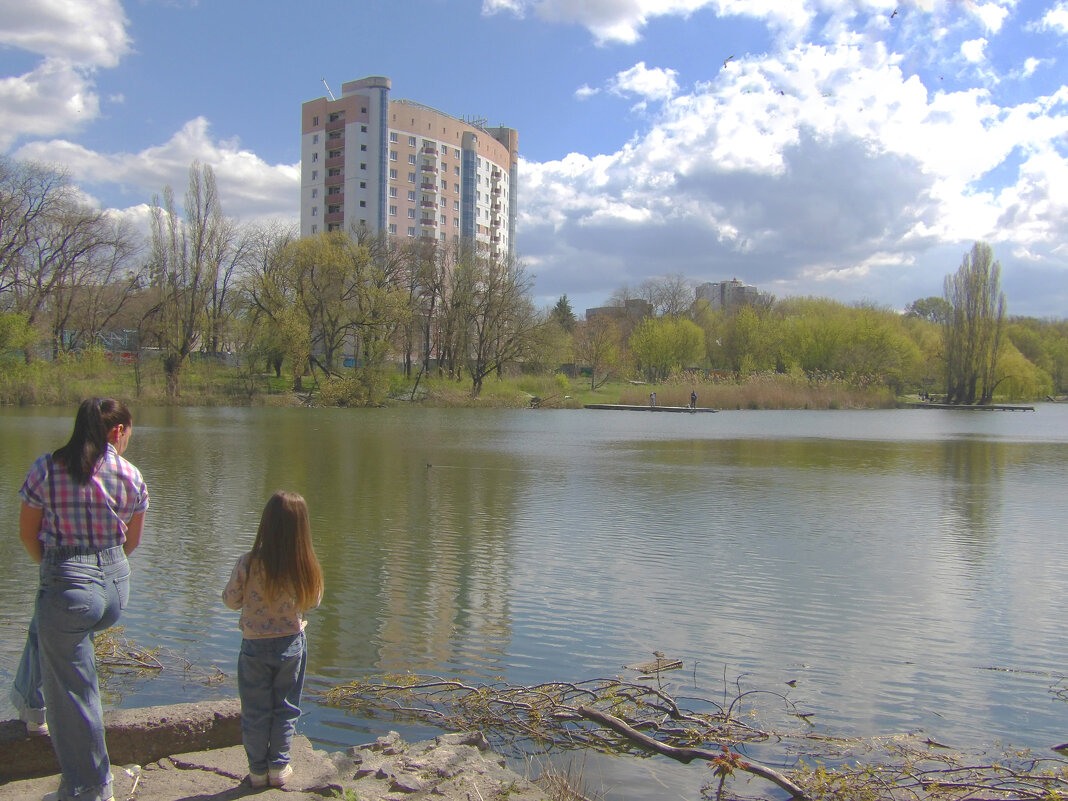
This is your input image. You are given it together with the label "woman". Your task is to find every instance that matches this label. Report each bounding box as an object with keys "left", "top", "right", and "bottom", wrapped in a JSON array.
[{"left": 10, "top": 398, "right": 149, "bottom": 801}]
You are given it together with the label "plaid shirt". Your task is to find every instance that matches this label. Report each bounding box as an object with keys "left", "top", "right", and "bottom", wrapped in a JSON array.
[{"left": 19, "top": 445, "right": 149, "bottom": 549}]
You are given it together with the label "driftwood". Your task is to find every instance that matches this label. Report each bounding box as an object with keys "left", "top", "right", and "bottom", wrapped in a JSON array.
[{"left": 576, "top": 705, "right": 809, "bottom": 799}]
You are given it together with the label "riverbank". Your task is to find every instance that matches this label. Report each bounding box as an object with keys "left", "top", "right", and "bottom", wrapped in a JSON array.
[{"left": 0, "top": 702, "right": 550, "bottom": 801}]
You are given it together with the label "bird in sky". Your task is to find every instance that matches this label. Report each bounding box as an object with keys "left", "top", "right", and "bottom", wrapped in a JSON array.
[
  {"left": 724, "top": 54, "right": 734, "bottom": 68},
  {"left": 891, "top": 8, "right": 898, "bottom": 18}
]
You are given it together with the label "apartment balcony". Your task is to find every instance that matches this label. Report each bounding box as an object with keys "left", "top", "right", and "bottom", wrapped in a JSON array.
[
  {"left": 491, "top": 234, "right": 501, "bottom": 243},
  {"left": 325, "top": 156, "right": 345, "bottom": 169},
  {"left": 491, "top": 216, "right": 501, "bottom": 227},
  {"left": 420, "top": 200, "right": 437, "bottom": 209},
  {"left": 420, "top": 182, "right": 438, "bottom": 193},
  {"left": 491, "top": 186, "right": 501, "bottom": 195},
  {"left": 326, "top": 193, "right": 344, "bottom": 205},
  {"left": 420, "top": 164, "right": 438, "bottom": 174},
  {"left": 420, "top": 217, "right": 436, "bottom": 228},
  {"left": 325, "top": 212, "right": 344, "bottom": 224},
  {"left": 325, "top": 174, "right": 344, "bottom": 187},
  {"left": 421, "top": 145, "right": 438, "bottom": 157},
  {"left": 491, "top": 202, "right": 501, "bottom": 212},
  {"left": 325, "top": 119, "right": 346, "bottom": 133}
]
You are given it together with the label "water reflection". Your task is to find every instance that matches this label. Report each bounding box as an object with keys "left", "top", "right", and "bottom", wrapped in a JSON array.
[{"left": 1, "top": 405, "right": 1067, "bottom": 797}]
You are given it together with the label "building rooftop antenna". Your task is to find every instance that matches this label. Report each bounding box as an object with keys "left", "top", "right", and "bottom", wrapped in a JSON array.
[{"left": 321, "top": 78, "right": 336, "bottom": 101}]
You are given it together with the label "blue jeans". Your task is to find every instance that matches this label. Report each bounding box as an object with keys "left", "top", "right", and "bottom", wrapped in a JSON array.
[
  {"left": 238, "top": 631, "right": 307, "bottom": 774},
  {"left": 12, "top": 545, "right": 129, "bottom": 801}
]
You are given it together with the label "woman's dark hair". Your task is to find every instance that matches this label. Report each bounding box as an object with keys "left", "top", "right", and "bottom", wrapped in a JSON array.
[{"left": 53, "top": 397, "right": 132, "bottom": 485}]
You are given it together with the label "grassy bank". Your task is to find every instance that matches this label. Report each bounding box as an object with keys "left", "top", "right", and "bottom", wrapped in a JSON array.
[{"left": 0, "top": 354, "right": 902, "bottom": 410}]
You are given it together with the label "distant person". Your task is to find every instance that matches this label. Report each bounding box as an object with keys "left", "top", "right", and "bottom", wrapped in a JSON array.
[
  {"left": 650, "top": 392, "right": 656, "bottom": 407},
  {"left": 223, "top": 491, "right": 324, "bottom": 789},
  {"left": 690, "top": 390, "right": 698, "bottom": 409},
  {"left": 12, "top": 398, "right": 149, "bottom": 801}
]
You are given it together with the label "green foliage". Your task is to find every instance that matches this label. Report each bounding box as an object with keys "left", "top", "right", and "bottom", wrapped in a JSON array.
[
  {"left": 629, "top": 316, "right": 704, "bottom": 380},
  {"left": 943, "top": 241, "right": 1006, "bottom": 404}
]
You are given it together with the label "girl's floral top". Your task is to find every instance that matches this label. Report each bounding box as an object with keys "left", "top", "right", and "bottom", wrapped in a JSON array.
[{"left": 222, "top": 551, "right": 316, "bottom": 638}]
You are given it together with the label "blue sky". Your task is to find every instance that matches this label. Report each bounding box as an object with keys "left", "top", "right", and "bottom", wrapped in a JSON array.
[{"left": 2, "top": 0, "right": 1067, "bottom": 318}]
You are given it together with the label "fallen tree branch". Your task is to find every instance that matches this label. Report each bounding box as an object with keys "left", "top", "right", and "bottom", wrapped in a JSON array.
[{"left": 576, "top": 705, "right": 809, "bottom": 800}]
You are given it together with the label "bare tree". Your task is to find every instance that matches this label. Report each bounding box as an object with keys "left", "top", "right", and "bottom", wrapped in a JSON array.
[
  {"left": 145, "top": 161, "right": 234, "bottom": 397},
  {"left": 573, "top": 315, "right": 622, "bottom": 390}
]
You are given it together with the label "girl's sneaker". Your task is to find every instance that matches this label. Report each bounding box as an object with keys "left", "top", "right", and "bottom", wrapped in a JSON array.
[
  {"left": 268, "top": 764, "right": 293, "bottom": 787},
  {"left": 247, "top": 771, "right": 268, "bottom": 789}
]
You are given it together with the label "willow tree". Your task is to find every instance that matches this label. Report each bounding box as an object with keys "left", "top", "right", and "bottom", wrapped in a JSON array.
[{"left": 942, "top": 242, "right": 1005, "bottom": 405}]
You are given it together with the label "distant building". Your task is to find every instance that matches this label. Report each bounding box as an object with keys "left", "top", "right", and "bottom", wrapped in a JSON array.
[
  {"left": 695, "top": 279, "right": 765, "bottom": 311},
  {"left": 300, "top": 76, "right": 518, "bottom": 260},
  {"left": 585, "top": 298, "right": 654, "bottom": 323}
]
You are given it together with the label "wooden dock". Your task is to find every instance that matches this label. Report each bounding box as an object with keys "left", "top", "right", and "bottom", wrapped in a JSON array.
[
  {"left": 906, "top": 402, "right": 1035, "bottom": 411},
  {"left": 584, "top": 404, "right": 717, "bottom": 413}
]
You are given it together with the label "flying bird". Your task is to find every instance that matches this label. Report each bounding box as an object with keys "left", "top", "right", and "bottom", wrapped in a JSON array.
[
  {"left": 890, "top": 8, "right": 898, "bottom": 17},
  {"left": 723, "top": 55, "right": 734, "bottom": 69}
]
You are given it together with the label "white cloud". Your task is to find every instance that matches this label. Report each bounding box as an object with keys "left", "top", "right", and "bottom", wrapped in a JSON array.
[
  {"left": 0, "top": 0, "right": 130, "bottom": 68},
  {"left": 0, "top": 0, "right": 131, "bottom": 151},
  {"left": 608, "top": 62, "right": 680, "bottom": 102},
  {"left": 13, "top": 118, "right": 299, "bottom": 223},
  {"left": 1038, "top": 1, "right": 1068, "bottom": 33},
  {"left": 519, "top": 38, "right": 1068, "bottom": 313},
  {"left": 574, "top": 84, "right": 600, "bottom": 100},
  {"left": 482, "top": 0, "right": 717, "bottom": 44},
  {"left": 960, "top": 38, "right": 987, "bottom": 63}
]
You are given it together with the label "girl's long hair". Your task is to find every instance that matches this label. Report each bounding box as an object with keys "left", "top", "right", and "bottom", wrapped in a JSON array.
[
  {"left": 53, "top": 397, "right": 132, "bottom": 485},
  {"left": 250, "top": 491, "right": 324, "bottom": 611}
]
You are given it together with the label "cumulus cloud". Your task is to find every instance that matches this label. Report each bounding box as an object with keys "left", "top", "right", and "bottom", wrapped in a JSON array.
[
  {"left": 0, "top": 0, "right": 130, "bottom": 150},
  {"left": 13, "top": 118, "right": 300, "bottom": 223},
  {"left": 519, "top": 38, "right": 1068, "bottom": 313},
  {"left": 1037, "top": 1, "right": 1068, "bottom": 33},
  {"left": 609, "top": 62, "right": 680, "bottom": 102},
  {"left": 575, "top": 84, "right": 600, "bottom": 100},
  {"left": 960, "top": 38, "right": 987, "bottom": 63},
  {"left": 482, "top": 0, "right": 717, "bottom": 44}
]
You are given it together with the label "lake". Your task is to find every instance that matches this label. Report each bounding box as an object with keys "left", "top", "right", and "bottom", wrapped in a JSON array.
[{"left": 1, "top": 404, "right": 1066, "bottom": 797}]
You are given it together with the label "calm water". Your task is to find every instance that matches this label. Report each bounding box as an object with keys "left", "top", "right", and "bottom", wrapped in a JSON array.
[{"left": 1, "top": 405, "right": 1067, "bottom": 796}]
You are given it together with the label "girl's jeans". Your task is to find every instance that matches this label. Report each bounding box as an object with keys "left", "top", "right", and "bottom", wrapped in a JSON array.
[
  {"left": 238, "top": 630, "right": 307, "bottom": 774},
  {"left": 12, "top": 545, "right": 130, "bottom": 801}
]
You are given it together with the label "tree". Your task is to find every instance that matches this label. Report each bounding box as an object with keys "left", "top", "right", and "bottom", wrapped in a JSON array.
[
  {"left": 905, "top": 296, "right": 952, "bottom": 325},
  {"left": 550, "top": 294, "right": 576, "bottom": 333},
  {"left": 145, "top": 161, "right": 236, "bottom": 397},
  {"left": 573, "top": 315, "right": 621, "bottom": 390},
  {"left": 942, "top": 242, "right": 1005, "bottom": 404},
  {"left": 629, "top": 316, "right": 704, "bottom": 381}
]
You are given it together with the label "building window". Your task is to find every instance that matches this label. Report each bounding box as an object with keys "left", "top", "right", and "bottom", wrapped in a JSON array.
[
  {"left": 360, "top": 163, "right": 367, "bottom": 170},
  {"left": 312, "top": 152, "right": 319, "bottom": 162},
  {"left": 454, "top": 183, "right": 459, "bottom": 192},
  {"left": 407, "top": 227, "right": 415, "bottom": 237},
  {"left": 360, "top": 144, "right": 367, "bottom": 151},
  {"left": 408, "top": 172, "right": 416, "bottom": 183},
  {"left": 455, "top": 166, "right": 460, "bottom": 176},
  {"left": 408, "top": 154, "right": 416, "bottom": 164},
  {"left": 329, "top": 112, "right": 343, "bottom": 122},
  {"left": 328, "top": 149, "right": 340, "bottom": 158},
  {"left": 359, "top": 200, "right": 366, "bottom": 207},
  {"left": 390, "top": 151, "right": 397, "bottom": 161},
  {"left": 454, "top": 218, "right": 459, "bottom": 228},
  {"left": 312, "top": 206, "right": 318, "bottom": 216},
  {"left": 389, "top": 223, "right": 397, "bottom": 234},
  {"left": 408, "top": 136, "right": 416, "bottom": 146},
  {"left": 389, "top": 187, "right": 397, "bottom": 198},
  {"left": 360, "top": 106, "right": 367, "bottom": 113},
  {"left": 328, "top": 167, "right": 341, "bottom": 176},
  {"left": 311, "top": 170, "right": 318, "bottom": 179},
  {"left": 312, "top": 116, "right": 319, "bottom": 125},
  {"left": 440, "top": 214, "right": 446, "bottom": 224},
  {"left": 408, "top": 209, "right": 415, "bottom": 218},
  {"left": 453, "top": 200, "right": 459, "bottom": 211},
  {"left": 389, "top": 169, "right": 397, "bottom": 179},
  {"left": 389, "top": 205, "right": 397, "bottom": 216},
  {"left": 440, "top": 232, "right": 446, "bottom": 241},
  {"left": 390, "top": 132, "right": 398, "bottom": 142},
  {"left": 328, "top": 204, "right": 341, "bottom": 214},
  {"left": 312, "top": 134, "right": 319, "bottom": 144},
  {"left": 311, "top": 189, "right": 318, "bottom": 198},
  {"left": 327, "top": 186, "right": 340, "bottom": 195},
  {"left": 360, "top": 181, "right": 366, "bottom": 188},
  {"left": 312, "top": 224, "right": 318, "bottom": 233},
  {"left": 407, "top": 190, "right": 416, "bottom": 201},
  {"left": 361, "top": 125, "right": 367, "bottom": 132},
  {"left": 440, "top": 198, "right": 446, "bottom": 207}
]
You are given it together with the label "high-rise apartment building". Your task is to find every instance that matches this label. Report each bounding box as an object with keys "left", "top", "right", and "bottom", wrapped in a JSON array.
[{"left": 300, "top": 76, "right": 518, "bottom": 260}]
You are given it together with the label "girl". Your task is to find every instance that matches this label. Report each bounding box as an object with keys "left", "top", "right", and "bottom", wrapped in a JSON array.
[
  {"left": 12, "top": 397, "right": 149, "bottom": 801},
  {"left": 222, "top": 491, "right": 324, "bottom": 789}
]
